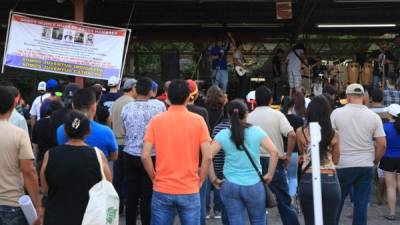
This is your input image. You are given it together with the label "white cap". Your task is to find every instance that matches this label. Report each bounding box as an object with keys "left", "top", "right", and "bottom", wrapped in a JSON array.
[
  {"left": 246, "top": 90, "right": 255, "bottom": 102},
  {"left": 37, "top": 81, "right": 46, "bottom": 91},
  {"left": 387, "top": 104, "right": 400, "bottom": 117},
  {"left": 107, "top": 76, "right": 120, "bottom": 87}
]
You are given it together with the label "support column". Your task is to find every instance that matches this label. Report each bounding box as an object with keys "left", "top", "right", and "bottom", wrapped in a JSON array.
[{"left": 74, "top": 0, "right": 85, "bottom": 87}]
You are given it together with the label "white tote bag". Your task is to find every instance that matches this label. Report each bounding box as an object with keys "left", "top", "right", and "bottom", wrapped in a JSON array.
[{"left": 82, "top": 148, "right": 120, "bottom": 225}]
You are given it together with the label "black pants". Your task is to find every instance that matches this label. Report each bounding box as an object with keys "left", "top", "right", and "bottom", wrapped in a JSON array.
[
  {"left": 237, "top": 74, "right": 249, "bottom": 99},
  {"left": 299, "top": 173, "right": 341, "bottom": 225},
  {"left": 124, "top": 152, "right": 154, "bottom": 225}
]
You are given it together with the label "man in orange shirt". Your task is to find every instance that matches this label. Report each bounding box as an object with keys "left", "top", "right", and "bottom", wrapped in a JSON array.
[{"left": 141, "top": 80, "right": 212, "bottom": 225}]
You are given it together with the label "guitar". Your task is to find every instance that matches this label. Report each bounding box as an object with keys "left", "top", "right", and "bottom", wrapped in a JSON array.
[{"left": 234, "top": 61, "right": 257, "bottom": 77}]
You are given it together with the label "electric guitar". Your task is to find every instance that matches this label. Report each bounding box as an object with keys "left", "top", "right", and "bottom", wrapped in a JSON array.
[{"left": 234, "top": 61, "right": 257, "bottom": 77}]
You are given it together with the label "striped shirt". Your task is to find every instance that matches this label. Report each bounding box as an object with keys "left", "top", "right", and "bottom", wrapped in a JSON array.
[
  {"left": 212, "top": 119, "right": 230, "bottom": 179},
  {"left": 384, "top": 89, "right": 400, "bottom": 106}
]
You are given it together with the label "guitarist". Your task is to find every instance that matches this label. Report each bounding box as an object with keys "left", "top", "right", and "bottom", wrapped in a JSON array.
[
  {"left": 286, "top": 43, "right": 307, "bottom": 96},
  {"left": 228, "top": 32, "right": 248, "bottom": 99}
]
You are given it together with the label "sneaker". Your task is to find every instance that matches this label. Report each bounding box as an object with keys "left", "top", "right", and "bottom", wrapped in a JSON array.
[
  {"left": 214, "top": 211, "right": 222, "bottom": 219},
  {"left": 206, "top": 213, "right": 210, "bottom": 219}
]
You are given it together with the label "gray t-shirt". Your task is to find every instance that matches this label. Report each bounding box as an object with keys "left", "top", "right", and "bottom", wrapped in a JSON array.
[
  {"left": 248, "top": 106, "right": 293, "bottom": 157},
  {"left": 331, "top": 104, "right": 386, "bottom": 168}
]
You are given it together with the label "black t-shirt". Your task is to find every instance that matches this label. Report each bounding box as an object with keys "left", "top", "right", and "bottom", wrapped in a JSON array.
[
  {"left": 206, "top": 107, "right": 224, "bottom": 132},
  {"left": 49, "top": 108, "right": 69, "bottom": 146},
  {"left": 187, "top": 104, "right": 210, "bottom": 130},
  {"left": 32, "top": 117, "right": 53, "bottom": 163},
  {"left": 283, "top": 114, "right": 304, "bottom": 153},
  {"left": 371, "top": 50, "right": 395, "bottom": 76},
  {"left": 272, "top": 55, "right": 281, "bottom": 78}
]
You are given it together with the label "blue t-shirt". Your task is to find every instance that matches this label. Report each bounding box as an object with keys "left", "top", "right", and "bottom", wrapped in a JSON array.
[
  {"left": 210, "top": 43, "right": 229, "bottom": 70},
  {"left": 383, "top": 122, "right": 400, "bottom": 158},
  {"left": 57, "top": 120, "right": 118, "bottom": 157},
  {"left": 214, "top": 126, "right": 267, "bottom": 186}
]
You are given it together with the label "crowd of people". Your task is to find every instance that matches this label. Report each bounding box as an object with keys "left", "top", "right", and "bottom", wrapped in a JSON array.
[{"left": 0, "top": 72, "right": 400, "bottom": 225}]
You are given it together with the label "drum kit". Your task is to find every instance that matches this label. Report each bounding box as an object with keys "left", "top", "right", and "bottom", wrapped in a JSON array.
[{"left": 304, "top": 59, "right": 374, "bottom": 96}]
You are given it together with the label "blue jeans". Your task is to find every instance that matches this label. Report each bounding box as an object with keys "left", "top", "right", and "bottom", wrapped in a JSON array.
[
  {"left": 336, "top": 167, "right": 373, "bottom": 225},
  {"left": 260, "top": 157, "right": 300, "bottom": 225},
  {"left": 206, "top": 184, "right": 222, "bottom": 213},
  {"left": 373, "top": 75, "right": 381, "bottom": 89},
  {"left": 151, "top": 191, "right": 200, "bottom": 225},
  {"left": 0, "top": 205, "right": 28, "bottom": 225},
  {"left": 200, "top": 179, "right": 210, "bottom": 225},
  {"left": 212, "top": 69, "right": 228, "bottom": 93},
  {"left": 220, "top": 180, "right": 266, "bottom": 225},
  {"left": 287, "top": 152, "right": 298, "bottom": 197}
]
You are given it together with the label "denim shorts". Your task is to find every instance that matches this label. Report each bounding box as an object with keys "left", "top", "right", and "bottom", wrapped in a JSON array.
[{"left": 0, "top": 205, "right": 28, "bottom": 225}]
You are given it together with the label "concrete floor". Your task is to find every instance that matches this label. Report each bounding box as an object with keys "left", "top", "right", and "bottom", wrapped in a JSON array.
[{"left": 119, "top": 196, "right": 400, "bottom": 225}]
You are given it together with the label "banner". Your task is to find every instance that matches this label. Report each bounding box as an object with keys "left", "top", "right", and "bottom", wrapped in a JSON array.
[{"left": 3, "top": 13, "right": 129, "bottom": 80}]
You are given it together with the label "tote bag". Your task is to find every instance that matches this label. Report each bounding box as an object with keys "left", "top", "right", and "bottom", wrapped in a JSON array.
[{"left": 82, "top": 148, "right": 120, "bottom": 225}]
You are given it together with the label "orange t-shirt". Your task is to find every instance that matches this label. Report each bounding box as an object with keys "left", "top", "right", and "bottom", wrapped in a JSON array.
[{"left": 144, "top": 105, "right": 211, "bottom": 194}]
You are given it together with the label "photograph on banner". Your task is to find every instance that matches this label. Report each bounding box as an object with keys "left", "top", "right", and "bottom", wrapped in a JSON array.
[{"left": 3, "top": 13, "right": 128, "bottom": 80}]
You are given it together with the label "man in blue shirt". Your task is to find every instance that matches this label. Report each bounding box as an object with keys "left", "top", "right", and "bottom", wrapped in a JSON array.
[
  {"left": 57, "top": 88, "right": 118, "bottom": 161},
  {"left": 210, "top": 35, "right": 230, "bottom": 93}
]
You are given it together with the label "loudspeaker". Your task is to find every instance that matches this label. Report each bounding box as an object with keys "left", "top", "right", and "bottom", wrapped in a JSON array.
[{"left": 161, "top": 52, "right": 180, "bottom": 81}]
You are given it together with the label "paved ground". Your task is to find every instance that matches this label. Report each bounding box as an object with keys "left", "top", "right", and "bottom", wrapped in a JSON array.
[{"left": 120, "top": 196, "right": 400, "bottom": 225}]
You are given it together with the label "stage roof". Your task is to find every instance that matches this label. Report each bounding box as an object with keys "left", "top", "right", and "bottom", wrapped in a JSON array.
[{"left": 1, "top": 0, "right": 400, "bottom": 41}]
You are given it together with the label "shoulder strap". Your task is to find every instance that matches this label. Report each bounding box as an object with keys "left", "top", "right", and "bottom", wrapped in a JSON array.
[
  {"left": 94, "top": 147, "right": 106, "bottom": 180},
  {"left": 242, "top": 145, "right": 264, "bottom": 181},
  {"left": 293, "top": 49, "right": 308, "bottom": 66}
]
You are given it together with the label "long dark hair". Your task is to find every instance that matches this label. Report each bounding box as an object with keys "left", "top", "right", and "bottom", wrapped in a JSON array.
[
  {"left": 306, "top": 96, "right": 334, "bottom": 160},
  {"left": 227, "top": 99, "right": 251, "bottom": 150},
  {"left": 394, "top": 114, "right": 400, "bottom": 134},
  {"left": 280, "top": 96, "right": 295, "bottom": 115},
  {"left": 293, "top": 92, "right": 306, "bottom": 118},
  {"left": 205, "top": 86, "right": 225, "bottom": 111}
]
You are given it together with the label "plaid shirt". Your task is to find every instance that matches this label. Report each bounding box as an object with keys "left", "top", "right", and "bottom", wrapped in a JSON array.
[{"left": 384, "top": 88, "right": 400, "bottom": 106}]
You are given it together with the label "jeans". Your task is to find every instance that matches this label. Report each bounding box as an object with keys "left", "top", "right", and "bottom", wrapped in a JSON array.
[
  {"left": 260, "top": 157, "right": 300, "bottom": 225},
  {"left": 336, "top": 167, "right": 373, "bottom": 225},
  {"left": 200, "top": 179, "right": 210, "bottom": 225},
  {"left": 0, "top": 205, "right": 28, "bottom": 225},
  {"left": 124, "top": 152, "right": 154, "bottom": 225},
  {"left": 151, "top": 191, "right": 200, "bottom": 225},
  {"left": 299, "top": 173, "right": 341, "bottom": 225},
  {"left": 220, "top": 180, "right": 266, "bottom": 225},
  {"left": 206, "top": 184, "right": 222, "bottom": 213},
  {"left": 237, "top": 74, "right": 249, "bottom": 100},
  {"left": 114, "top": 146, "right": 127, "bottom": 208},
  {"left": 287, "top": 152, "right": 298, "bottom": 197},
  {"left": 212, "top": 69, "right": 228, "bottom": 93}
]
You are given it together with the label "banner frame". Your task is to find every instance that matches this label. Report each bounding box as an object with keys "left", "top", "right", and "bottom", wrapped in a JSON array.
[{"left": 2, "top": 11, "right": 132, "bottom": 81}]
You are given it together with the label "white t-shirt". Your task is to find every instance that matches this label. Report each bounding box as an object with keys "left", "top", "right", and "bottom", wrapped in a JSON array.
[
  {"left": 331, "top": 104, "right": 386, "bottom": 168},
  {"left": 287, "top": 49, "right": 304, "bottom": 74},
  {"left": 29, "top": 93, "right": 51, "bottom": 119},
  {"left": 248, "top": 106, "right": 293, "bottom": 157}
]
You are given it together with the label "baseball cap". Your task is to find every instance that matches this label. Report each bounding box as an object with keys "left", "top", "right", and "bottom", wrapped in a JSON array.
[
  {"left": 122, "top": 78, "right": 137, "bottom": 91},
  {"left": 387, "top": 104, "right": 400, "bottom": 117},
  {"left": 346, "top": 83, "right": 364, "bottom": 95},
  {"left": 46, "top": 79, "right": 58, "bottom": 90},
  {"left": 92, "top": 83, "right": 106, "bottom": 92},
  {"left": 187, "top": 80, "right": 198, "bottom": 95},
  {"left": 37, "top": 81, "right": 46, "bottom": 91},
  {"left": 63, "top": 83, "right": 80, "bottom": 99},
  {"left": 107, "top": 76, "right": 120, "bottom": 87},
  {"left": 151, "top": 81, "right": 158, "bottom": 92}
]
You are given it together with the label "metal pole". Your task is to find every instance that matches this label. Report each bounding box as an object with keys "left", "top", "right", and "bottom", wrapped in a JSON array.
[
  {"left": 310, "top": 122, "right": 324, "bottom": 225},
  {"left": 74, "top": 0, "right": 85, "bottom": 87}
]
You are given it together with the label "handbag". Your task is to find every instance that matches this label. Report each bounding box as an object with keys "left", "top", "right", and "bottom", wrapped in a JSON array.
[
  {"left": 242, "top": 145, "right": 277, "bottom": 208},
  {"left": 81, "top": 148, "right": 120, "bottom": 225}
]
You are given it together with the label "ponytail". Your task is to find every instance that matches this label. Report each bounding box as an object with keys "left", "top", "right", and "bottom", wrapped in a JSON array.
[{"left": 227, "top": 99, "right": 251, "bottom": 150}]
